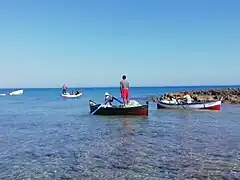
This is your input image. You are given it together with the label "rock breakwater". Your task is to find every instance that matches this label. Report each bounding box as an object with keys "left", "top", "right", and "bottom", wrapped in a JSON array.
[{"left": 148, "top": 88, "right": 240, "bottom": 104}]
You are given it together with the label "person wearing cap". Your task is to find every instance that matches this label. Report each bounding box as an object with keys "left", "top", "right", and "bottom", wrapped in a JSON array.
[
  {"left": 169, "top": 94, "right": 177, "bottom": 104},
  {"left": 183, "top": 91, "right": 192, "bottom": 103},
  {"left": 104, "top": 92, "right": 113, "bottom": 107},
  {"left": 120, "top": 75, "right": 130, "bottom": 105}
]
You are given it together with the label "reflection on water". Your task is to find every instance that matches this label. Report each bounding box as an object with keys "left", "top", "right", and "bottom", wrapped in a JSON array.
[{"left": 0, "top": 105, "right": 240, "bottom": 179}]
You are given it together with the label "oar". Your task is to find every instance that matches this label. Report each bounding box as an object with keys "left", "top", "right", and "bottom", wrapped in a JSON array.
[
  {"left": 91, "top": 96, "right": 123, "bottom": 115},
  {"left": 176, "top": 99, "right": 187, "bottom": 110},
  {"left": 112, "top": 96, "right": 123, "bottom": 104},
  {"left": 90, "top": 104, "right": 103, "bottom": 115}
]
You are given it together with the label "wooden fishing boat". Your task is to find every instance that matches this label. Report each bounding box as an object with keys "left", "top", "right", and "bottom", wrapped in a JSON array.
[
  {"left": 89, "top": 100, "right": 149, "bottom": 116},
  {"left": 156, "top": 98, "right": 222, "bottom": 110}
]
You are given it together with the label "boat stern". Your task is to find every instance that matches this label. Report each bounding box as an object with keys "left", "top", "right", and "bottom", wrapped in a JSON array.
[{"left": 203, "top": 100, "right": 221, "bottom": 110}]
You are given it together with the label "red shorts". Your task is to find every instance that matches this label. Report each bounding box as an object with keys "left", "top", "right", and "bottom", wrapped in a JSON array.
[{"left": 121, "top": 88, "right": 129, "bottom": 99}]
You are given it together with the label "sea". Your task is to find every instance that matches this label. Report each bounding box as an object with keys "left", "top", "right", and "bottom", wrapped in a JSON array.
[{"left": 0, "top": 86, "right": 239, "bottom": 180}]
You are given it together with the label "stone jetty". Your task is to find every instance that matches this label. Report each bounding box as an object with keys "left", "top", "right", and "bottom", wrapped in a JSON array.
[{"left": 148, "top": 88, "right": 240, "bottom": 104}]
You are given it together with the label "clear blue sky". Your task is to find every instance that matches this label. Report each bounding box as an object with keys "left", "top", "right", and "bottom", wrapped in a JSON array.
[{"left": 1, "top": 0, "right": 239, "bottom": 88}]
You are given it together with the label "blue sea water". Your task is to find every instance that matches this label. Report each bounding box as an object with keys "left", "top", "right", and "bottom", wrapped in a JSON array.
[{"left": 0, "top": 86, "right": 240, "bottom": 179}]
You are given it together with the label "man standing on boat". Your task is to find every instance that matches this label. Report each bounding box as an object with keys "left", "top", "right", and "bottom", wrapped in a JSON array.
[
  {"left": 120, "top": 75, "right": 130, "bottom": 105},
  {"left": 62, "top": 84, "right": 67, "bottom": 94}
]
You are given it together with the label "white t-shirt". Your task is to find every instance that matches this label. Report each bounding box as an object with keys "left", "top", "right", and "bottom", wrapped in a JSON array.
[
  {"left": 104, "top": 96, "right": 112, "bottom": 107},
  {"left": 170, "top": 98, "right": 177, "bottom": 104},
  {"left": 183, "top": 94, "right": 192, "bottom": 103}
]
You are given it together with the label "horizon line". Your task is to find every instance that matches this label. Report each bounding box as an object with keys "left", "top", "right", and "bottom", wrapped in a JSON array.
[{"left": 0, "top": 84, "right": 240, "bottom": 89}]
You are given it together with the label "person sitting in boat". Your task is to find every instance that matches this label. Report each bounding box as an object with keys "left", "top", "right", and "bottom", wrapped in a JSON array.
[
  {"left": 169, "top": 94, "right": 177, "bottom": 104},
  {"left": 75, "top": 91, "right": 80, "bottom": 95},
  {"left": 104, "top": 92, "right": 113, "bottom": 107},
  {"left": 183, "top": 91, "right": 192, "bottom": 103}
]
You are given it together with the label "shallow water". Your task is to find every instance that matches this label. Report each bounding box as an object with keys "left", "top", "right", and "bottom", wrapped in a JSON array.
[{"left": 0, "top": 87, "right": 240, "bottom": 179}]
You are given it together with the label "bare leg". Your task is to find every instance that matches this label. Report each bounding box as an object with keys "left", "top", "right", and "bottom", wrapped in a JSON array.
[{"left": 123, "top": 98, "right": 127, "bottom": 106}]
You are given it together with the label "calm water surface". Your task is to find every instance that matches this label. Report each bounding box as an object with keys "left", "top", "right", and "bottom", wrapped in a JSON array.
[{"left": 0, "top": 87, "right": 240, "bottom": 179}]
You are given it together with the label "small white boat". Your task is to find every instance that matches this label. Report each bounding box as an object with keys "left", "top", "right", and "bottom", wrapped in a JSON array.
[
  {"left": 157, "top": 98, "right": 222, "bottom": 110},
  {"left": 0, "top": 93, "right": 6, "bottom": 96},
  {"left": 9, "top": 89, "right": 24, "bottom": 96},
  {"left": 61, "top": 92, "right": 82, "bottom": 98}
]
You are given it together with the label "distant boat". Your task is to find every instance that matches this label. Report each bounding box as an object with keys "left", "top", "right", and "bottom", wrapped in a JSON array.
[
  {"left": 61, "top": 92, "right": 82, "bottom": 98},
  {"left": 0, "top": 93, "right": 6, "bottom": 96},
  {"left": 9, "top": 89, "right": 24, "bottom": 96}
]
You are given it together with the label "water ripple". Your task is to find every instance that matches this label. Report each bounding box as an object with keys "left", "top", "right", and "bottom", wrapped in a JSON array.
[{"left": 0, "top": 100, "right": 240, "bottom": 179}]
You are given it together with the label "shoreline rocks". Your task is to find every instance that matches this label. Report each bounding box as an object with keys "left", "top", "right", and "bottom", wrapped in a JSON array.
[{"left": 148, "top": 88, "right": 240, "bottom": 104}]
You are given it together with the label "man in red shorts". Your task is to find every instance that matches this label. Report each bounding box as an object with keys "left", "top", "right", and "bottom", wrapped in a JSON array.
[{"left": 120, "top": 75, "right": 129, "bottom": 105}]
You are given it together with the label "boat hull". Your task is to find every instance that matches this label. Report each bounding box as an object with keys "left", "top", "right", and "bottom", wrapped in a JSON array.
[
  {"left": 157, "top": 100, "right": 221, "bottom": 110},
  {"left": 62, "top": 92, "right": 82, "bottom": 98},
  {"left": 9, "top": 89, "right": 24, "bottom": 96},
  {"left": 89, "top": 100, "right": 149, "bottom": 116}
]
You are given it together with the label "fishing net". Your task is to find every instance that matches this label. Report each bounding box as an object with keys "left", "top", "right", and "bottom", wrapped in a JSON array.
[{"left": 124, "top": 100, "right": 141, "bottom": 107}]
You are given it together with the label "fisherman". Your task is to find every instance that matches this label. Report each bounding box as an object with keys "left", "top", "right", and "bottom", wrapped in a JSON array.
[
  {"left": 62, "top": 84, "right": 67, "bottom": 94},
  {"left": 183, "top": 91, "right": 192, "bottom": 103},
  {"left": 104, "top": 92, "right": 113, "bottom": 107},
  {"left": 169, "top": 94, "right": 177, "bottom": 104},
  {"left": 120, "top": 74, "right": 130, "bottom": 105}
]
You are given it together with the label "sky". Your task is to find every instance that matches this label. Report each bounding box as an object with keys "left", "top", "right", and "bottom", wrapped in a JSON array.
[{"left": 0, "top": 0, "right": 240, "bottom": 88}]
